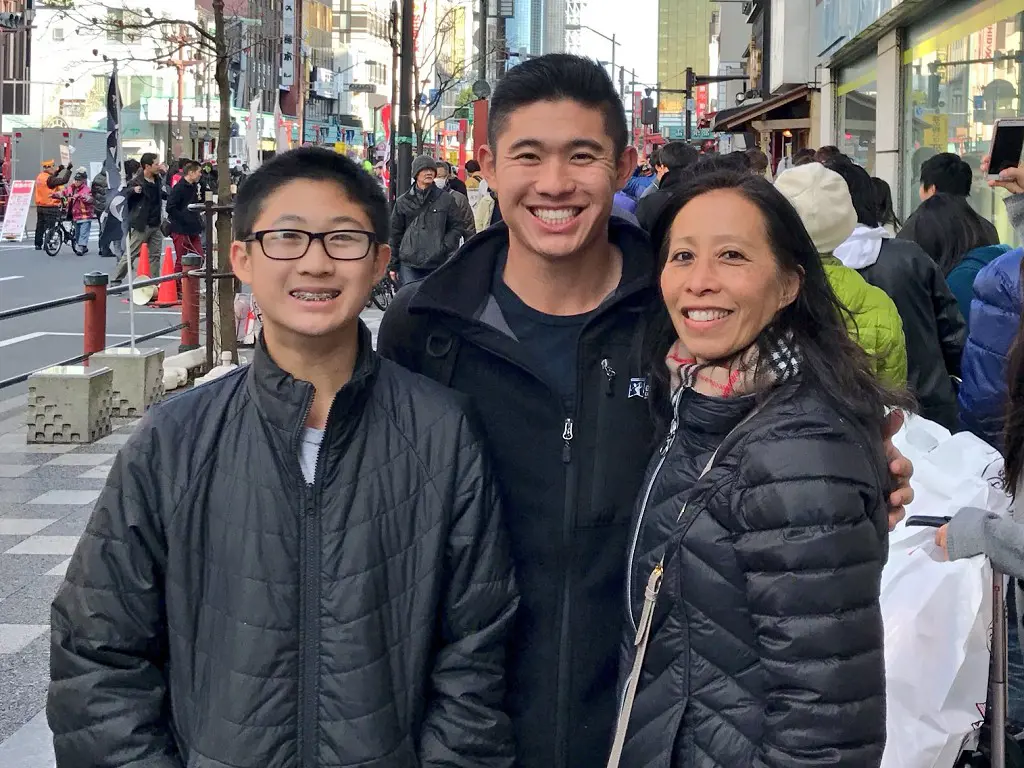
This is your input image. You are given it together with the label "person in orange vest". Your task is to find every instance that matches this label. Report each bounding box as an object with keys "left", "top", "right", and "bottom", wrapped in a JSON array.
[{"left": 34, "top": 160, "right": 72, "bottom": 251}]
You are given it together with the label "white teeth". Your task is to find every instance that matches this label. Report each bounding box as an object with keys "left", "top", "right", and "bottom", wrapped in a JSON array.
[
  {"left": 685, "top": 309, "right": 730, "bottom": 322},
  {"left": 291, "top": 290, "right": 339, "bottom": 302},
  {"left": 532, "top": 208, "right": 580, "bottom": 223}
]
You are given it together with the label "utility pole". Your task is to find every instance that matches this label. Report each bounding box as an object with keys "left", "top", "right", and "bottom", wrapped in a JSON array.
[
  {"left": 477, "top": 0, "right": 487, "bottom": 82},
  {"left": 295, "top": 0, "right": 305, "bottom": 145},
  {"left": 163, "top": 28, "right": 199, "bottom": 160},
  {"left": 397, "top": 0, "right": 414, "bottom": 191},
  {"left": 389, "top": 0, "right": 398, "bottom": 204},
  {"left": 618, "top": 65, "right": 625, "bottom": 107}
]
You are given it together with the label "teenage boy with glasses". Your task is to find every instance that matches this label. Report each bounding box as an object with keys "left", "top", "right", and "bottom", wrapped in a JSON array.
[{"left": 48, "top": 147, "right": 518, "bottom": 768}]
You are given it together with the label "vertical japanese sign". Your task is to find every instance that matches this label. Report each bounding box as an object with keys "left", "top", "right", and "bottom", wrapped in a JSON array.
[
  {"left": 281, "top": 1, "right": 296, "bottom": 89},
  {"left": 695, "top": 85, "right": 708, "bottom": 122},
  {"left": 1, "top": 180, "right": 35, "bottom": 241}
]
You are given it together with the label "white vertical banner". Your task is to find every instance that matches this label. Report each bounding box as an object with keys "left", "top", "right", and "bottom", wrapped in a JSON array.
[
  {"left": 274, "top": 91, "right": 289, "bottom": 153},
  {"left": 281, "top": 0, "right": 295, "bottom": 88},
  {"left": 247, "top": 96, "right": 262, "bottom": 170}
]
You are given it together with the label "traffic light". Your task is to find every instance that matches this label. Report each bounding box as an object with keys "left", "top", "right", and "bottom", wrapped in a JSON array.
[
  {"left": 0, "top": 12, "right": 23, "bottom": 30},
  {"left": 642, "top": 97, "right": 658, "bottom": 127}
]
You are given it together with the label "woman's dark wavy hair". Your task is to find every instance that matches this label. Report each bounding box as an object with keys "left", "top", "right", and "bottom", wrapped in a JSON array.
[
  {"left": 1004, "top": 258, "right": 1024, "bottom": 497},
  {"left": 641, "top": 170, "right": 913, "bottom": 434},
  {"left": 912, "top": 193, "right": 998, "bottom": 276}
]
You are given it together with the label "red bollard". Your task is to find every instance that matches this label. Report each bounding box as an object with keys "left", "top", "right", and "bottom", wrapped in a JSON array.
[
  {"left": 179, "top": 254, "right": 202, "bottom": 352},
  {"left": 83, "top": 272, "right": 108, "bottom": 364}
]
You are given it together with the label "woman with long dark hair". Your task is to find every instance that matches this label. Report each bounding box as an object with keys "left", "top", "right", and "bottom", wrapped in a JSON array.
[
  {"left": 614, "top": 171, "right": 909, "bottom": 768},
  {"left": 872, "top": 176, "right": 900, "bottom": 235},
  {"left": 909, "top": 193, "right": 1006, "bottom": 325}
]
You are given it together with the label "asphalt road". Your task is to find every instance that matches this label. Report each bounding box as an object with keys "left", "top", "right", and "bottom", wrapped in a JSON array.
[{"left": 0, "top": 232, "right": 197, "bottom": 397}]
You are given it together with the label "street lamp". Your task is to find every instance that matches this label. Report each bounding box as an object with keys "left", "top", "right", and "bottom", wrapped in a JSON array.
[{"left": 565, "top": 23, "right": 620, "bottom": 82}]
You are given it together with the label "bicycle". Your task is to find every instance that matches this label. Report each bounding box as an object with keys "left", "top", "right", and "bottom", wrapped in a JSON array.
[
  {"left": 42, "top": 200, "right": 86, "bottom": 257},
  {"left": 367, "top": 275, "right": 397, "bottom": 311}
]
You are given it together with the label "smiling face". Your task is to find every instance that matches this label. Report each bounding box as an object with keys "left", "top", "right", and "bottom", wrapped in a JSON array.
[
  {"left": 479, "top": 99, "right": 635, "bottom": 266},
  {"left": 230, "top": 179, "right": 389, "bottom": 347},
  {"left": 661, "top": 189, "right": 800, "bottom": 363}
]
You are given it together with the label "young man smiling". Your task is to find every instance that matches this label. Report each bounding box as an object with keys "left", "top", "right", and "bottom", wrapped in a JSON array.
[
  {"left": 48, "top": 148, "right": 517, "bottom": 768},
  {"left": 378, "top": 55, "right": 915, "bottom": 768}
]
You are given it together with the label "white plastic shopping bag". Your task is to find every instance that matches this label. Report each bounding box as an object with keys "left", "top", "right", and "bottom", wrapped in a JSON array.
[{"left": 881, "top": 527, "right": 992, "bottom": 768}]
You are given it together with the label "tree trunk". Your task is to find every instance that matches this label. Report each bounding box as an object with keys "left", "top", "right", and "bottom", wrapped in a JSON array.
[{"left": 213, "top": 0, "right": 238, "bottom": 363}]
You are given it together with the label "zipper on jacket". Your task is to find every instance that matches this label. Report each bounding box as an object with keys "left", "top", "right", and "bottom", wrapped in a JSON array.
[
  {"left": 562, "top": 417, "right": 574, "bottom": 463},
  {"left": 625, "top": 387, "right": 685, "bottom": 633},
  {"left": 297, "top": 391, "right": 324, "bottom": 768},
  {"left": 601, "top": 358, "right": 616, "bottom": 396},
  {"left": 555, "top": 408, "right": 577, "bottom": 768}
]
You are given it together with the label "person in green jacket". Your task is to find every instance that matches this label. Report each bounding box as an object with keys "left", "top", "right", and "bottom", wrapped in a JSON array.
[{"left": 776, "top": 162, "right": 908, "bottom": 386}]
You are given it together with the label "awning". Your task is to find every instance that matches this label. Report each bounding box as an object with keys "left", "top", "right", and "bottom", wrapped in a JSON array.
[{"left": 713, "top": 86, "right": 811, "bottom": 132}]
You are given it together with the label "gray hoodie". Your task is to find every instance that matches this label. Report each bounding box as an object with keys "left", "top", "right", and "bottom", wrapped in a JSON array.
[{"left": 946, "top": 477, "right": 1024, "bottom": 570}]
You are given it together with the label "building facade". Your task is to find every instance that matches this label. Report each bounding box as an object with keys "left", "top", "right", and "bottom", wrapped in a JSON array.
[
  {"left": 819, "top": 0, "right": 1024, "bottom": 244},
  {"left": 0, "top": 0, "right": 31, "bottom": 123},
  {"left": 657, "top": 0, "right": 712, "bottom": 118}
]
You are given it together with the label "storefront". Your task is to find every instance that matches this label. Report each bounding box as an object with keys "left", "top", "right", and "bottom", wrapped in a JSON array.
[
  {"left": 713, "top": 86, "right": 818, "bottom": 165},
  {"left": 900, "top": 0, "right": 1024, "bottom": 243},
  {"left": 823, "top": 0, "right": 1024, "bottom": 243}
]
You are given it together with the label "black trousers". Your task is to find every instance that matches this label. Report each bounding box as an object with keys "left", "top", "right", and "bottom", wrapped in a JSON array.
[
  {"left": 98, "top": 213, "right": 122, "bottom": 256},
  {"left": 34, "top": 207, "right": 59, "bottom": 249}
]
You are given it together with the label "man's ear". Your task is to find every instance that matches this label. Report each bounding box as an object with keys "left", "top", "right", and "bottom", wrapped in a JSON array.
[
  {"left": 373, "top": 245, "right": 391, "bottom": 282},
  {"left": 230, "top": 240, "right": 253, "bottom": 286},
  {"left": 479, "top": 144, "right": 498, "bottom": 195},
  {"left": 617, "top": 145, "right": 638, "bottom": 190}
]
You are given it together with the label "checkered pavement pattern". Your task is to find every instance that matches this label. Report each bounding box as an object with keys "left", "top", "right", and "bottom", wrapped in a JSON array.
[{"left": 0, "top": 392, "right": 139, "bottom": 766}]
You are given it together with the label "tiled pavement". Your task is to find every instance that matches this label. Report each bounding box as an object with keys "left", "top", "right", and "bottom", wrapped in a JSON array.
[{"left": 0, "top": 308, "right": 384, "bottom": 767}]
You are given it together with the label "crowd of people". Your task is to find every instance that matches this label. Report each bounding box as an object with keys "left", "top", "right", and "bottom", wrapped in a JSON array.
[{"left": 41, "top": 52, "right": 1024, "bottom": 768}]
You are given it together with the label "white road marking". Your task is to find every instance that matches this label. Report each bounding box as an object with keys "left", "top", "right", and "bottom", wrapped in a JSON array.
[
  {"left": 0, "top": 275, "right": 24, "bottom": 282},
  {"left": 0, "top": 332, "right": 48, "bottom": 348},
  {"left": 0, "top": 331, "right": 179, "bottom": 349}
]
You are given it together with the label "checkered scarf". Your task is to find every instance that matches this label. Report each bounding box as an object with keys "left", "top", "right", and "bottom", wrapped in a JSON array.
[{"left": 667, "top": 331, "right": 800, "bottom": 398}]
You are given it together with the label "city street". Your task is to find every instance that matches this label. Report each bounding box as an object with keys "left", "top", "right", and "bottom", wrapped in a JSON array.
[{"left": 0, "top": 230, "right": 386, "bottom": 767}]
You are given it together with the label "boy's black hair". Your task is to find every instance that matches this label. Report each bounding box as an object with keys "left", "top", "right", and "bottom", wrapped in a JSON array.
[
  {"left": 139, "top": 152, "right": 158, "bottom": 169},
  {"left": 124, "top": 159, "right": 141, "bottom": 178},
  {"left": 233, "top": 147, "right": 389, "bottom": 244},
  {"left": 487, "top": 54, "right": 628, "bottom": 156},
  {"left": 465, "top": 159, "right": 480, "bottom": 173},
  {"left": 183, "top": 161, "right": 202, "bottom": 175},
  {"left": 920, "top": 152, "right": 973, "bottom": 196}
]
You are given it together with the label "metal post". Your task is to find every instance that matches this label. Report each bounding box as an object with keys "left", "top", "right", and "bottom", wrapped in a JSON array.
[
  {"left": 167, "top": 99, "right": 173, "bottom": 165},
  {"left": 611, "top": 34, "right": 615, "bottom": 89},
  {"left": 477, "top": 0, "right": 487, "bottom": 82},
  {"left": 389, "top": 0, "right": 399, "bottom": 205},
  {"left": 203, "top": 199, "right": 215, "bottom": 370},
  {"left": 685, "top": 68, "right": 693, "bottom": 141},
  {"left": 397, "top": 0, "right": 414, "bottom": 192},
  {"left": 295, "top": 0, "right": 305, "bottom": 146},
  {"left": 992, "top": 570, "right": 1008, "bottom": 768},
  {"left": 82, "top": 272, "right": 108, "bottom": 363},
  {"left": 180, "top": 254, "right": 202, "bottom": 352}
]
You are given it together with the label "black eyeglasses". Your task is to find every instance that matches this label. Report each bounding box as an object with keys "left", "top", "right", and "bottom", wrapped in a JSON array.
[{"left": 244, "top": 229, "right": 377, "bottom": 261}]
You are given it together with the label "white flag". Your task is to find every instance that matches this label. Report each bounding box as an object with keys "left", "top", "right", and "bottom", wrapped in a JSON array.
[
  {"left": 247, "top": 95, "right": 262, "bottom": 170},
  {"left": 273, "top": 92, "right": 289, "bottom": 153}
]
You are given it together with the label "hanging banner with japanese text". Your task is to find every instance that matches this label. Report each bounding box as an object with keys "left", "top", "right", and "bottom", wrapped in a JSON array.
[{"left": 281, "top": 0, "right": 295, "bottom": 89}]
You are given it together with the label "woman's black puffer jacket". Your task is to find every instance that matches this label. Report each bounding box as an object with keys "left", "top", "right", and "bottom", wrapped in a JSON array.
[{"left": 620, "top": 382, "right": 889, "bottom": 768}]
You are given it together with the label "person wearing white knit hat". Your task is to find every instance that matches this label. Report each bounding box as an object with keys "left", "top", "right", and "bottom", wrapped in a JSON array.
[{"left": 776, "top": 162, "right": 909, "bottom": 386}]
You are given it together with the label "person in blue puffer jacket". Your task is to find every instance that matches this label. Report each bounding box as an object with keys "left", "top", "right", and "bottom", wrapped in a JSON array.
[{"left": 959, "top": 163, "right": 1024, "bottom": 451}]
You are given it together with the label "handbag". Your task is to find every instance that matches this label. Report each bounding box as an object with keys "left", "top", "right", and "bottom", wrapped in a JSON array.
[{"left": 605, "top": 397, "right": 770, "bottom": 768}]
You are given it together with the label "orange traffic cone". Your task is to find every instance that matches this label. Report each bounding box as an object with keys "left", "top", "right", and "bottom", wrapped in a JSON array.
[
  {"left": 136, "top": 243, "right": 152, "bottom": 278},
  {"left": 154, "top": 245, "right": 180, "bottom": 307}
]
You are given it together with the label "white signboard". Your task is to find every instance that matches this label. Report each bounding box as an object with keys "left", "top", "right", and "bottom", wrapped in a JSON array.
[
  {"left": 1, "top": 180, "right": 36, "bottom": 241},
  {"left": 281, "top": 1, "right": 295, "bottom": 88},
  {"left": 59, "top": 144, "right": 71, "bottom": 167}
]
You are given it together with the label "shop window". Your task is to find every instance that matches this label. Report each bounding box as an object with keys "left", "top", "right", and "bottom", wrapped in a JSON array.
[
  {"left": 837, "top": 59, "right": 877, "bottom": 175},
  {"left": 902, "top": 5, "right": 1024, "bottom": 245}
]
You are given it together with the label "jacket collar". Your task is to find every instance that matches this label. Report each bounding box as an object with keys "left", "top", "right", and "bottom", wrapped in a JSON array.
[
  {"left": 247, "top": 320, "right": 380, "bottom": 447},
  {"left": 660, "top": 171, "right": 686, "bottom": 190},
  {"left": 408, "top": 217, "right": 657, "bottom": 323}
]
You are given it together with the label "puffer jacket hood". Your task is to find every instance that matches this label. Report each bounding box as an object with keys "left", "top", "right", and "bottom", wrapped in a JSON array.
[
  {"left": 834, "top": 224, "right": 889, "bottom": 269},
  {"left": 621, "top": 383, "right": 889, "bottom": 768},
  {"left": 48, "top": 321, "right": 519, "bottom": 768},
  {"left": 947, "top": 244, "right": 1012, "bottom": 329},
  {"left": 821, "top": 256, "right": 908, "bottom": 386},
  {"left": 959, "top": 247, "right": 1023, "bottom": 450}
]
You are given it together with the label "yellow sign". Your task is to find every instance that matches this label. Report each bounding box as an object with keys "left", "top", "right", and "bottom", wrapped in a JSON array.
[
  {"left": 334, "top": 142, "right": 347, "bottom": 154},
  {"left": 922, "top": 114, "right": 949, "bottom": 152}
]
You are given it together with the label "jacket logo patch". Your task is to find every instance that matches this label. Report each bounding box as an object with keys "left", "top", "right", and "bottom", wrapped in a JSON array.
[{"left": 628, "top": 377, "right": 649, "bottom": 399}]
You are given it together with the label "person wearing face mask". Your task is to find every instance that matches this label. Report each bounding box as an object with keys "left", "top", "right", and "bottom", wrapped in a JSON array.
[
  {"left": 389, "top": 155, "right": 474, "bottom": 284},
  {"left": 613, "top": 170, "right": 909, "bottom": 768},
  {"left": 435, "top": 160, "right": 476, "bottom": 242}
]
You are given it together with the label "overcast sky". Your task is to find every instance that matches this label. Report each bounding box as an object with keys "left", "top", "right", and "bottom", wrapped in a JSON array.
[{"left": 579, "top": 0, "right": 659, "bottom": 90}]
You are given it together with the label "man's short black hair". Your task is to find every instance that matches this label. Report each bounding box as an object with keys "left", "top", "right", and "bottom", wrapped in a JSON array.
[
  {"left": 658, "top": 142, "right": 698, "bottom": 173},
  {"left": 649, "top": 146, "right": 662, "bottom": 168},
  {"left": 920, "top": 152, "right": 973, "bottom": 196},
  {"left": 488, "top": 54, "right": 628, "bottom": 156},
  {"left": 124, "top": 159, "right": 140, "bottom": 178},
  {"left": 233, "top": 147, "right": 389, "bottom": 244},
  {"left": 465, "top": 159, "right": 480, "bottom": 174},
  {"left": 140, "top": 152, "right": 158, "bottom": 169},
  {"left": 183, "top": 161, "right": 201, "bottom": 175}
]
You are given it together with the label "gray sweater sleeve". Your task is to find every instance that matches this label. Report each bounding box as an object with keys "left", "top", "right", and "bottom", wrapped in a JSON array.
[
  {"left": 1004, "top": 193, "right": 1024, "bottom": 241},
  {"left": 947, "top": 494, "right": 1024, "bottom": 577}
]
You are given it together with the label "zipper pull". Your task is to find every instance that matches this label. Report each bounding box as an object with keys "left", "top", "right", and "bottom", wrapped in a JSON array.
[
  {"left": 562, "top": 417, "right": 574, "bottom": 463},
  {"left": 601, "top": 358, "right": 616, "bottom": 396}
]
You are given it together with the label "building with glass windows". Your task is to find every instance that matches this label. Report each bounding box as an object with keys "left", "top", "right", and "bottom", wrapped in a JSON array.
[
  {"left": 657, "top": 0, "right": 713, "bottom": 117},
  {"left": 821, "top": 0, "right": 1024, "bottom": 244}
]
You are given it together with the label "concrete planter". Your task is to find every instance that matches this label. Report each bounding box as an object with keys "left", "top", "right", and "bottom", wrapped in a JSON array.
[
  {"left": 91, "top": 348, "right": 166, "bottom": 418},
  {"left": 26, "top": 365, "right": 113, "bottom": 444}
]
